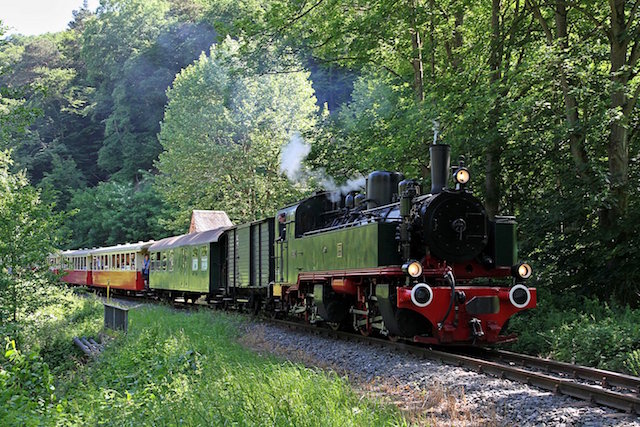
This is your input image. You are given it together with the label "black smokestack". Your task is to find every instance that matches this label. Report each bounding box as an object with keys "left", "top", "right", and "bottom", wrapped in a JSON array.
[{"left": 430, "top": 144, "right": 451, "bottom": 194}]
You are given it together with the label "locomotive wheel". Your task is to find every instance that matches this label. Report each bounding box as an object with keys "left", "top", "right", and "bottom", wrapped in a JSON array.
[
  {"left": 326, "top": 322, "right": 341, "bottom": 331},
  {"left": 354, "top": 302, "right": 372, "bottom": 337}
]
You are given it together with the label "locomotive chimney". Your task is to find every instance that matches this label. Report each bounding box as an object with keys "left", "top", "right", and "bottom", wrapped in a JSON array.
[{"left": 429, "top": 144, "right": 451, "bottom": 194}]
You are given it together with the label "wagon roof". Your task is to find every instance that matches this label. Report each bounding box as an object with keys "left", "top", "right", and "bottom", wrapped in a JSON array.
[
  {"left": 90, "top": 241, "right": 155, "bottom": 255},
  {"left": 57, "top": 248, "right": 93, "bottom": 256},
  {"left": 149, "top": 227, "right": 229, "bottom": 251},
  {"left": 189, "top": 210, "right": 233, "bottom": 234}
]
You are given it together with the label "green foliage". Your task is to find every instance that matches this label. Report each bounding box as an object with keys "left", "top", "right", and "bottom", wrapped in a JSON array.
[
  {"left": 1, "top": 292, "right": 405, "bottom": 425},
  {"left": 0, "top": 339, "right": 56, "bottom": 426},
  {"left": 0, "top": 288, "right": 103, "bottom": 426},
  {"left": 15, "top": 288, "right": 103, "bottom": 374},
  {"left": 82, "top": 0, "right": 219, "bottom": 181},
  {"left": 625, "top": 350, "right": 640, "bottom": 377},
  {"left": 0, "top": 151, "right": 65, "bottom": 326},
  {"left": 67, "top": 177, "right": 171, "bottom": 248},
  {"left": 156, "top": 38, "right": 318, "bottom": 229},
  {"left": 508, "top": 291, "right": 640, "bottom": 374}
]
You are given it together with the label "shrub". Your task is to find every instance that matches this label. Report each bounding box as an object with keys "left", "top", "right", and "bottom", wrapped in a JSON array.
[
  {"left": 0, "top": 339, "right": 56, "bottom": 426},
  {"left": 508, "top": 291, "right": 640, "bottom": 374}
]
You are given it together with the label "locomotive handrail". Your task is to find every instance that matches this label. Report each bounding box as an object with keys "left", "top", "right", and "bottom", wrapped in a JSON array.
[{"left": 302, "top": 218, "right": 401, "bottom": 237}]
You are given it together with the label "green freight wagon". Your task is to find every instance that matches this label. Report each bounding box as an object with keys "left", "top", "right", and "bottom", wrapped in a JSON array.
[
  {"left": 148, "top": 227, "right": 228, "bottom": 301},
  {"left": 223, "top": 218, "right": 275, "bottom": 305}
]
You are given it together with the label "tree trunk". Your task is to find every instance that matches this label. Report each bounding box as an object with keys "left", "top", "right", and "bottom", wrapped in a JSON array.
[
  {"left": 554, "top": 0, "right": 590, "bottom": 177},
  {"left": 606, "top": 0, "right": 631, "bottom": 224},
  {"left": 485, "top": 0, "right": 503, "bottom": 219},
  {"left": 429, "top": 0, "right": 436, "bottom": 83},
  {"left": 409, "top": 0, "right": 425, "bottom": 101}
]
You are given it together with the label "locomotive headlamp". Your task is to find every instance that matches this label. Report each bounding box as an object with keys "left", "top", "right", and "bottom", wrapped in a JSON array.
[
  {"left": 454, "top": 167, "right": 470, "bottom": 185},
  {"left": 513, "top": 263, "right": 532, "bottom": 279},
  {"left": 403, "top": 260, "right": 423, "bottom": 278}
]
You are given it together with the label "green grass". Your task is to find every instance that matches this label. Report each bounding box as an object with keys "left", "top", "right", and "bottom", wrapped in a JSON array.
[{"left": 2, "top": 292, "right": 406, "bottom": 426}]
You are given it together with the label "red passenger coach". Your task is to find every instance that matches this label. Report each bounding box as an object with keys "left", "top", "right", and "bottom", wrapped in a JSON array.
[
  {"left": 90, "top": 241, "right": 153, "bottom": 292},
  {"left": 49, "top": 249, "right": 93, "bottom": 286}
]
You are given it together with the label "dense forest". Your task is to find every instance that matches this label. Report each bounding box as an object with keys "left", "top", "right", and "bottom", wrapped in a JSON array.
[{"left": 1, "top": 0, "right": 640, "bottom": 353}]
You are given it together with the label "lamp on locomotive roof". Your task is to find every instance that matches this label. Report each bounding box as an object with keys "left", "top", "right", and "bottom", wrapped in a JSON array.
[{"left": 453, "top": 156, "right": 470, "bottom": 190}]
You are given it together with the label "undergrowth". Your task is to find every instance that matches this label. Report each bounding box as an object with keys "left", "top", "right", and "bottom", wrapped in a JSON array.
[
  {"left": 1, "top": 292, "right": 406, "bottom": 426},
  {"left": 507, "top": 288, "right": 640, "bottom": 375}
]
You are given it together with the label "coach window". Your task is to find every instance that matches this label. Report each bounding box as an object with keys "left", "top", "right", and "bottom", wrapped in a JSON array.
[
  {"left": 192, "top": 248, "right": 198, "bottom": 271},
  {"left": 201, "top": 246, "right": 208, "bottom": 271},
  {"left": 162, "top": 253, "right": 167, "bottom": 271},
  {"left": 168, "top": 250, "right": 174, "bottom": 272},
  {"left": 131, "top": 253, "right": 136, "bottom": 270}
]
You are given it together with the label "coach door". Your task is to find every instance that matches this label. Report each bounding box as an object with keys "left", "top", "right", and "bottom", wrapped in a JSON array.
[{"left": 275, "top": 213, "right": 289, "bottom": 284}]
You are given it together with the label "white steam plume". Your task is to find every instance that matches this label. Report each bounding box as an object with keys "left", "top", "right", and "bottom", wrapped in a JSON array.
[
  {"left": 280, "top": 132, "right": 311, "bottom": 180},
  {"left": 432, "top": 119, "right": 440, "bottom": 145},
  {"left": 280, "top": 133, "right": 366, "bottom": 202}
]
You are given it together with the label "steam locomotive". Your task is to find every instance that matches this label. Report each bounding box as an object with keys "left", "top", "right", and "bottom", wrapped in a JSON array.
[{"left": 51, "top": 143, "right": 535, "bottom": 345}]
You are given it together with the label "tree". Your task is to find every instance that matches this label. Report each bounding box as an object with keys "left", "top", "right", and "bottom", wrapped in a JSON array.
[
  {"left": 0, "top": 151, "right": 64, "bottom": 328},
  {"left": 156, "top": 38, "right": 318, "bottom": 230},
  {"left": 82, "top": 0, "right": 218, "bottom": 181},
  {"left": 67, "top": 177, "right": 170, "bottom": 248},
  {"left": 528, "top": 0, "right": 640, "bottom": 227}
]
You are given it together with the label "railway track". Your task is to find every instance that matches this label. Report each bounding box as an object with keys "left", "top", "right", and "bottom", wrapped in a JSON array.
[
  {"left": 90, "top": 292, "right": 640, "bottom": 415},
  {"left": 264, "top": 317, "right": 640, "bottom": 415}
]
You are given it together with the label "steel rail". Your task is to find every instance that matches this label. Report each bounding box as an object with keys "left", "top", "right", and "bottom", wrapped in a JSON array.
[
  {"left": 265, "top": 318, "right": 640, "bottom": 415},
  {"left": 468, "top": 348, "right": 640, "bottom": 393}
]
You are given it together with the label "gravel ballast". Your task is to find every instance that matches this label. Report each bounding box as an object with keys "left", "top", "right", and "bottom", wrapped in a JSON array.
[{"left": 240, "top": 322, "right": 640, "bottom": 426}]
